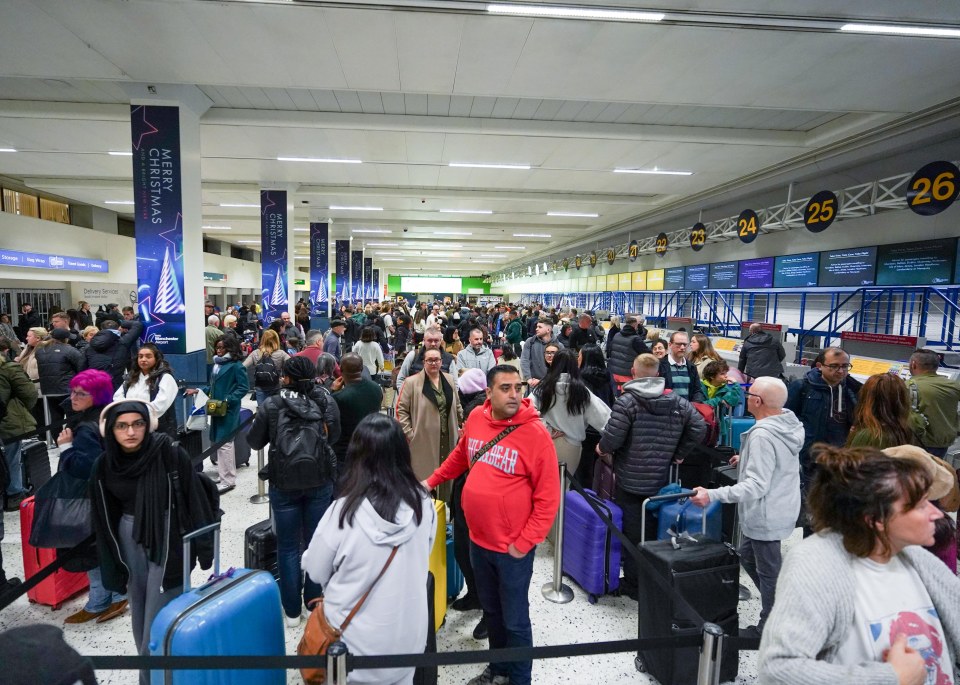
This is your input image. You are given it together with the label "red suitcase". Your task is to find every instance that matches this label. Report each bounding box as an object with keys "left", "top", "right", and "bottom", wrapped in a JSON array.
[{"left": 19, "top": 496, "right": 89, "bottom": 609}]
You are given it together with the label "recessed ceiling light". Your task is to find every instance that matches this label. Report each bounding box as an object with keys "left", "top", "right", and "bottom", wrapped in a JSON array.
[
  {"left": 277, "top": 156, "right": 362, "bottom": 164},
  {"left": 108, "top": 150, "right": 133, "bottom": 156},
  {"left": 840, "top": 23, "right": 960, "bottom": 38},
  {"left": 352, "top": 229, "right": 392, "bottom": 234},
  {"left": 547, "top": 211, "right": 599, "bottom": 218},
  {"left": 365, "top": 242, "right": 398, "bottom": 247},
  {"left": 202, "top": 225, "right": 232, "bottom": 230},
  {"left": 449, "top": 162, "right": 531, "bottom": 170},
  {"left": 514, "top": 233, "right": 553, "bottom": 238},
  {"left": 294, "top": 228, "right": 308, "bottom": 232},
  {"left": 237, "top": 240, "right": 260, "bottom": 244},
  {"left": 438, "top": 209, "right": 493, "bottom": 215},
  {"left": 487, "top": 3, "right": 664, "bottom": 22},
  {"left": 434, "top": 231, "right": 473, "bottom": 236},
  {"left": 494, "top": 246, "right": 526, "bottom": 250},
  {"left": 329, "top": 205, "right": 383, "bottom": 211},
  {"left": 219, "top": 203, "right": 260, "bottom": 208},
  {"left": 613, "top": 168, "right": 693, "bottom": 176},
  {"left": 105, "top": 200, "right": 134, "bottom": 205},
  {"left": 0, "top": 148, "right": 16, "bottom": 153}
]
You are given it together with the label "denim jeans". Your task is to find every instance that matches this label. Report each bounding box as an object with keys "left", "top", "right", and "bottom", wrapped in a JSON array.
[
  {"left": 85, "top": 566, "right": 126, "bottom": 613},
  {"left": 254, "top": 389, "right": 270, "bottom": 407},
  {"left": 270, "top": 484, "right": 334, "bottom": 618},
  {"left": 470, "top": 541, "right": 536, "bottom": 685},
  {"left": 3, "top": 440, "right": 26, "bottom": 496}
]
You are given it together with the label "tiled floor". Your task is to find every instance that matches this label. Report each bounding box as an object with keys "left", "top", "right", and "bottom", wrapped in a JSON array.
[{"left": 0, "top": 434, "right": 786, "bottom": 684}]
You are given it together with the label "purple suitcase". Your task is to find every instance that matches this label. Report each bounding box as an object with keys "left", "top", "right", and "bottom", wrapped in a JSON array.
[
  {"left": 592, "top": 458, "right": 616, "bottom": 501},
  {"left": 562, "top": 488, "right": 623, "bottom": 602}
]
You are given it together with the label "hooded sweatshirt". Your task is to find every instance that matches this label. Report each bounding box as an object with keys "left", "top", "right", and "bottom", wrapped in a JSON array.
[
  {"left": 301, "top": 496, "right": 436, "bottom": 685},
  {"left": 530, "top": 373, "right": 611, "bottom": 445},
  {"left": 426, "top": 398, "right": 560, "bottom": 554},
  {"left": 707, "top": 409, "right": 804, "bottom": 540}
]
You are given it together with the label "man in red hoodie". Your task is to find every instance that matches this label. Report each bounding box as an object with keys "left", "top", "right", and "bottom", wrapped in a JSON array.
[{"left": 426, "top": 364, "right": 560, "bottom": 685}]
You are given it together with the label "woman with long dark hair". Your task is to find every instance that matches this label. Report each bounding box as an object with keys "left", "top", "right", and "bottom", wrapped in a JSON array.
[
  {"left": 302, "top": 414, "right": 436, "bottom": 685},
  {"left": 846, "top": 373, "right": 916, "bottom": 449},
  {"left": 113, "top": 343, "right": 179, "bottom": 439},
  {"left": 578, "top": 343, "right": 614, "bottom": 407}
]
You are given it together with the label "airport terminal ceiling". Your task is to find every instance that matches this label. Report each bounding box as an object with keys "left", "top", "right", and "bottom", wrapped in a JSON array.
[{"left": 0, "top": 0, "right": 958, "bottom": 278}]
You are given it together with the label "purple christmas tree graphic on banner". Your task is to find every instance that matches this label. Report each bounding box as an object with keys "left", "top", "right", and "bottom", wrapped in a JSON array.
[{"left": 153, "top": 246, "right": 185, "bottom": 314}]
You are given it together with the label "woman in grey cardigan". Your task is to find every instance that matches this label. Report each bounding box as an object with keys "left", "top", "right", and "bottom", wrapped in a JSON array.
[{"left": 759, "top": 444, "right": 960, "bottom": 685}]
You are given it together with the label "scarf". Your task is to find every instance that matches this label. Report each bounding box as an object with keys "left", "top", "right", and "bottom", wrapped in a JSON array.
[{"left": 212, "top": 353, "right": 232, "bottom": 366}]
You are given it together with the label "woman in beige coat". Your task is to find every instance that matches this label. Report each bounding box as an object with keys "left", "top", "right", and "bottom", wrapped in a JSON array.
[{"left": 396, "top": 347, "right": 462, "bottom": 501}]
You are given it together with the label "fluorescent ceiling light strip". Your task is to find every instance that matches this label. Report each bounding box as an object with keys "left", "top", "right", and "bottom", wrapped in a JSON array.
[
  {"left": 487, "top": 4, "right": 664, "bottom": 22},
  {"left": 449, "top": 162, "right": 531, "bottom": 170},
  {"left": 0, "top": 148, "right": 16, "bottom": 153},
  {"left": 514, "top": 233, "right": 553, "bottom": 238},
  {"left": 277, "top": 156, "right": 362, "bottom": 164},
  {"left": 473, "top": 259, "right": 498, "bottom": 263},
  {"left": 108, "top": 151, "right": 132, "bottom": 156},
  {"left": 294, "top": 228, "right": 308, "bottom": 232},
  {"left": 494, "top": 246, "right": 526, "bottom": 250},
  {"left": 434, "top": 231, "right": 473, "bottom": 235},
  {"left": 330, "top": 205, "right": 383, "bottom": 211},
  {"left": 237, "top": 240, "right": 260, "bottom": 244},
  {"left": 351, "top": 229, "right": 392, "bottom": 234},
  {"left": 202, "top": 225, "right": 232, "bottom": 230},
  {"left": 375, "top": 252, "right": 402, "bottom": 255},
  {"left": 427, "top": 260, "right": 446, "bottom": 263},
  {"left": 613, "top": 168, "right": 693, "bottom": 176},
  {"left": 219, "top": 203, "right": 260, "bottom": 208},
  {"left": 365, "top": 242, "right": 398, "bottom": 246},
  {"left": 381, "top": 258, "right": 404, "bottom": 261},
  {"left": 438, "top": 209, "right": 493, "bottom": 215},
  {"left": 840, "top": 23, "right": 960, "bottom": 38},
  {"left": 480, "top": 254, "right": 507, "bottom": 258},
  {"left": 547, "top": 211, "right": 598, "bottom": 218},
  {"left": 105, "top": 200, "right": 134, "bottom": 205}
]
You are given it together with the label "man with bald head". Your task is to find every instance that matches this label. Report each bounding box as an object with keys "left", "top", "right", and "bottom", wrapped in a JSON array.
[{"left": 690, "top": 377, "right": 803, "bottom": 638}]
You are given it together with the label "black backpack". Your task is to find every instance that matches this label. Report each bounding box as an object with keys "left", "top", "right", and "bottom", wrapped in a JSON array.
[
  {"left": 254, "top": 353, "right": 281, "bottom": 389},
  {"left": 271, "top": 394, "right": 334, "bottom": 490}
]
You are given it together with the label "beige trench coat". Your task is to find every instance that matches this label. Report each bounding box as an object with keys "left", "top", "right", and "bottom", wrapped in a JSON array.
[{"left": 396, "top": 370, "right": 463, "bottom": 483}]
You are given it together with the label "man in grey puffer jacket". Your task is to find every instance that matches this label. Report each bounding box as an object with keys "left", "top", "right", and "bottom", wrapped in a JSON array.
[
  {"left": 691, "top": 376, "right": 802, "bottom": 636},
  {"left": 597, "top": 352, "right": 705, "bottom": 598}
]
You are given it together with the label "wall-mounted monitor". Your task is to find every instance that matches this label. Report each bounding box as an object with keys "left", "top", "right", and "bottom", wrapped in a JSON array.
[
  {"left": 664, "top": 267, "right": 685, "bottom": 290},
  {"left": 709, "top": 261, "right": 738, "bottom": 289},
  {"left": 876, "top": 238, "right": 958, "bottom": 286},
  {"left": 738, "top": 257, "right": 774, "bottom": 289},
  {"left": 818, "top": 246, "right": 877, "bottom": 288},
  {"left": 774, "top": 252, "right": 820, "bottom": 288},
  {"left": 684, "top": 264, "right": 709, "bottom": 291}
]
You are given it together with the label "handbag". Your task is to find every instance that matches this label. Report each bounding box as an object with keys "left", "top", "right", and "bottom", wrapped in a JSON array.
[
  {"left": 297, "top": 545, "right": 399, "bottom": 684},
  {"left": 205, "top": 398, "right": 228, "bottom": 417},
  {"left": 28, "top": 470, "right": 92, "bottom": 549}
]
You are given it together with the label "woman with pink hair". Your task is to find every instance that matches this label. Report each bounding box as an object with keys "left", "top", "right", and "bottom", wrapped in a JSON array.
[{"left": 57, "top": 369, "right": 128, "bottom": 624}]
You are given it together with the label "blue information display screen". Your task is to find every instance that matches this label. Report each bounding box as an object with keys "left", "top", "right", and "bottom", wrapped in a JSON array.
[
  {"left": 0, "top": 248, "right": 108, "bottom": 273},
  {"left": 664, "top": 267, "right": 685, "bottom": 290},
  {"left": 684, "top": 264, "right": 709, "bottom": 290},
  {"left": 818, "top": 246, "right": 877, "bottom": 287},
  {"left": 738, "top": 258, "right": 774, "bottom": 289},
  {"left": 876, "top": 238, "right": 958, "bottom": 286},
  {"left": 709, "top": 261, "right": 738, "bottom": 289},
  {"left": 774, "top": 252, "right": 820, "bottom": 288}
]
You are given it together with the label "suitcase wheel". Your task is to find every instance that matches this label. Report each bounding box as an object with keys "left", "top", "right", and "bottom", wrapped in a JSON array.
[
  {"left": 587, "top": 593, "right": 597, "bottom": 605},
  {"left": 51, "top": 602, "right": 63, "bottom": 610},
  {"left": 635, "top": 656, "right": 646, "bottom": 673}
]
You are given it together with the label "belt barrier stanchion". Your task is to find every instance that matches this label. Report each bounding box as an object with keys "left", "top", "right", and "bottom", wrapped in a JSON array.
[
  {"left": 696, "top": 622, "right": 724, "bottom": 685},
  {"left": 43, "top": 394, "right": 54, "bottom": 447},
  {"left": 328, "top": 641, "right": 348, "bottom": 685},
  {"left": 541, "top": 463, "right": 574, "bottom": 604},
  {"left": 250, "top": 448, "right": 269, "bottom": 504}
]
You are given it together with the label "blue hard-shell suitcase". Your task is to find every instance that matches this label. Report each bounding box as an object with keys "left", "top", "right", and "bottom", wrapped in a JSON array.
[
  {"left": 149, "top": 522, "right": 285, "bottom": 685},
  {"left": 562, "top": 488, "right": 623, "bottom": 602},
  {"left": 445, "top": 523, "right": 464, "bottom": 601},
  {"left": 721, "top": 416, "right": 755, "bottom": 451},
  {"left": 657, "top": 495, "right": 723, "bottom": 542}
]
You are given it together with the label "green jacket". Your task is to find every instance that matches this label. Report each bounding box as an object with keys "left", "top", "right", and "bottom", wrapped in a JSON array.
[
  {"left": 908, "top": 373, "right": 960, "bottom": 449},
  {"left": 205, "top": 325, "right": 223, "bottom": 364},
  {"left": 505, "top": 318, "right": 524, "bottom": 345},
  {"left": 700, "top": 379, "right": 743, "bottom": 410},
  {"left": 0, "top": 358, "right": 38, "bottom": 439},
  {"left": 202, "top": 359, "right": 249, "bottom": 443}
]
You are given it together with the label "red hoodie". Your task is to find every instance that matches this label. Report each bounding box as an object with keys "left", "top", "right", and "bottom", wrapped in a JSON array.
[{"left": 427, "top": 398, "right": 560, "bottom": 554}]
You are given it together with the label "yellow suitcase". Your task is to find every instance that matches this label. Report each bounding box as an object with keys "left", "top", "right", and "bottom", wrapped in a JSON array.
[{"left": 428, "top": 499, "right": 447, "bottom": 631}]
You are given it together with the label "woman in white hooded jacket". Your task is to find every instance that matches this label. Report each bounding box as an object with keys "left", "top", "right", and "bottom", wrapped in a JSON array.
[{"left": 302, "top": 413, "right": 436, "bottom": 685}]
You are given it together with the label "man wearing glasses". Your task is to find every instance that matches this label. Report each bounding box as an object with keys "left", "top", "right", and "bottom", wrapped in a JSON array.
[
  {"left": 657, "top": 331, "right": 706, "bottom": 403},
  {"left": 519, "top": 317, "right": 557, "bottom": 390},
  {"left": 785, "top": 347, "right": 862, "bottom": 532}
]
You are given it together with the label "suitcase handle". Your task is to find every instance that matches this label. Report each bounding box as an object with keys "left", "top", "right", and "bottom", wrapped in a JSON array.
[
  {"left": 182, "top": 522, "right": 221, "bottom": 592},
  {"left": 640, "top": 491, "right": 708, "bottom": 545}
]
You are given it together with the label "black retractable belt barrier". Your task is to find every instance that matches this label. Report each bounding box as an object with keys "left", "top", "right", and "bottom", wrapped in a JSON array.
[
  {"left": 1, "top": 418, "right": 67, "bottom": 447},
  {"left": 187, "top": 412, "right": 256, "bottom": 469},
  {"left": 0, "top": 535, "right": 93, "bottom": 611}
]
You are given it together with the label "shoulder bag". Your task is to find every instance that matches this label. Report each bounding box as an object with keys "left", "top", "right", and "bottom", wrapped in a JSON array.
[
  {"left": 298, "top": 545, "right": 399, "bottom": 684},
  {"left": 469, "top": 424, "right": 520, "bottom": 471}
]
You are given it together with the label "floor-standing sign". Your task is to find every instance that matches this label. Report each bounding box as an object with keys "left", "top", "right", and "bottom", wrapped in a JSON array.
[
  {"left": 131, "top": 105, "right": 186, "bottom": 353},
  {"left": 352, "top": 249, "right": 363, "bottom": 302},
  {"left": 336, "top": 240, "right": 350, "bottom": 304},
  {"left": 310, "top": 222, "right": 329, "bottom": 321},
  {"left": 261, "top": 190, "right": 288, "bottom": 325}
]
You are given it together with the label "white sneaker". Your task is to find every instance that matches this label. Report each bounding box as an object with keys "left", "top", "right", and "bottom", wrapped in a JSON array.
[{"left": 285, "top": 613, "right": 302, "bottom": 628}]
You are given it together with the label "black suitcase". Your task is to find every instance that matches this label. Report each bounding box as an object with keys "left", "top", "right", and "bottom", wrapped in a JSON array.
[
  {"left": 637, "top": 493, "right": 740, "bottom": 685},
  {"left": 176, "top": 428, "right": 204, "bottom": 471},
  {"left": 413, "top": 571, "right": 438, "bottom": 685},
  {"left": 244, "top": 519, "right": 279, "bottom": 580},
  {"left": 711, "top": 464, "right": 739, "bottom": 544},
  {"left": 21, "top": 439, "right": 51, "bottom": 491},
  {"left": 234, "top": 408, "right": 254, "bottom": 467}
]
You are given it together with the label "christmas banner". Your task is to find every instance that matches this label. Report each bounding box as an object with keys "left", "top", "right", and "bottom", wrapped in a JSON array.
[
  {"left": 373, "top": 269, "right": 380, "bottom": 300},
  {"left": 364, "top": 257, "right": 373, "bottom": 300},
  {"left": 131, "top": 105, "right": 186, "bottom": 353},
  {"left": 310, "top": 222, "right": 329, "bottom": 318},
  {"left": 335, "top": 240, "right": 350, "bottom": 302},
  {"left": 260, "top": 190, "right": 288, "bottom": 324},
  {"left": 351, "top": 249, "right": 363, "bottom": 302}
]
